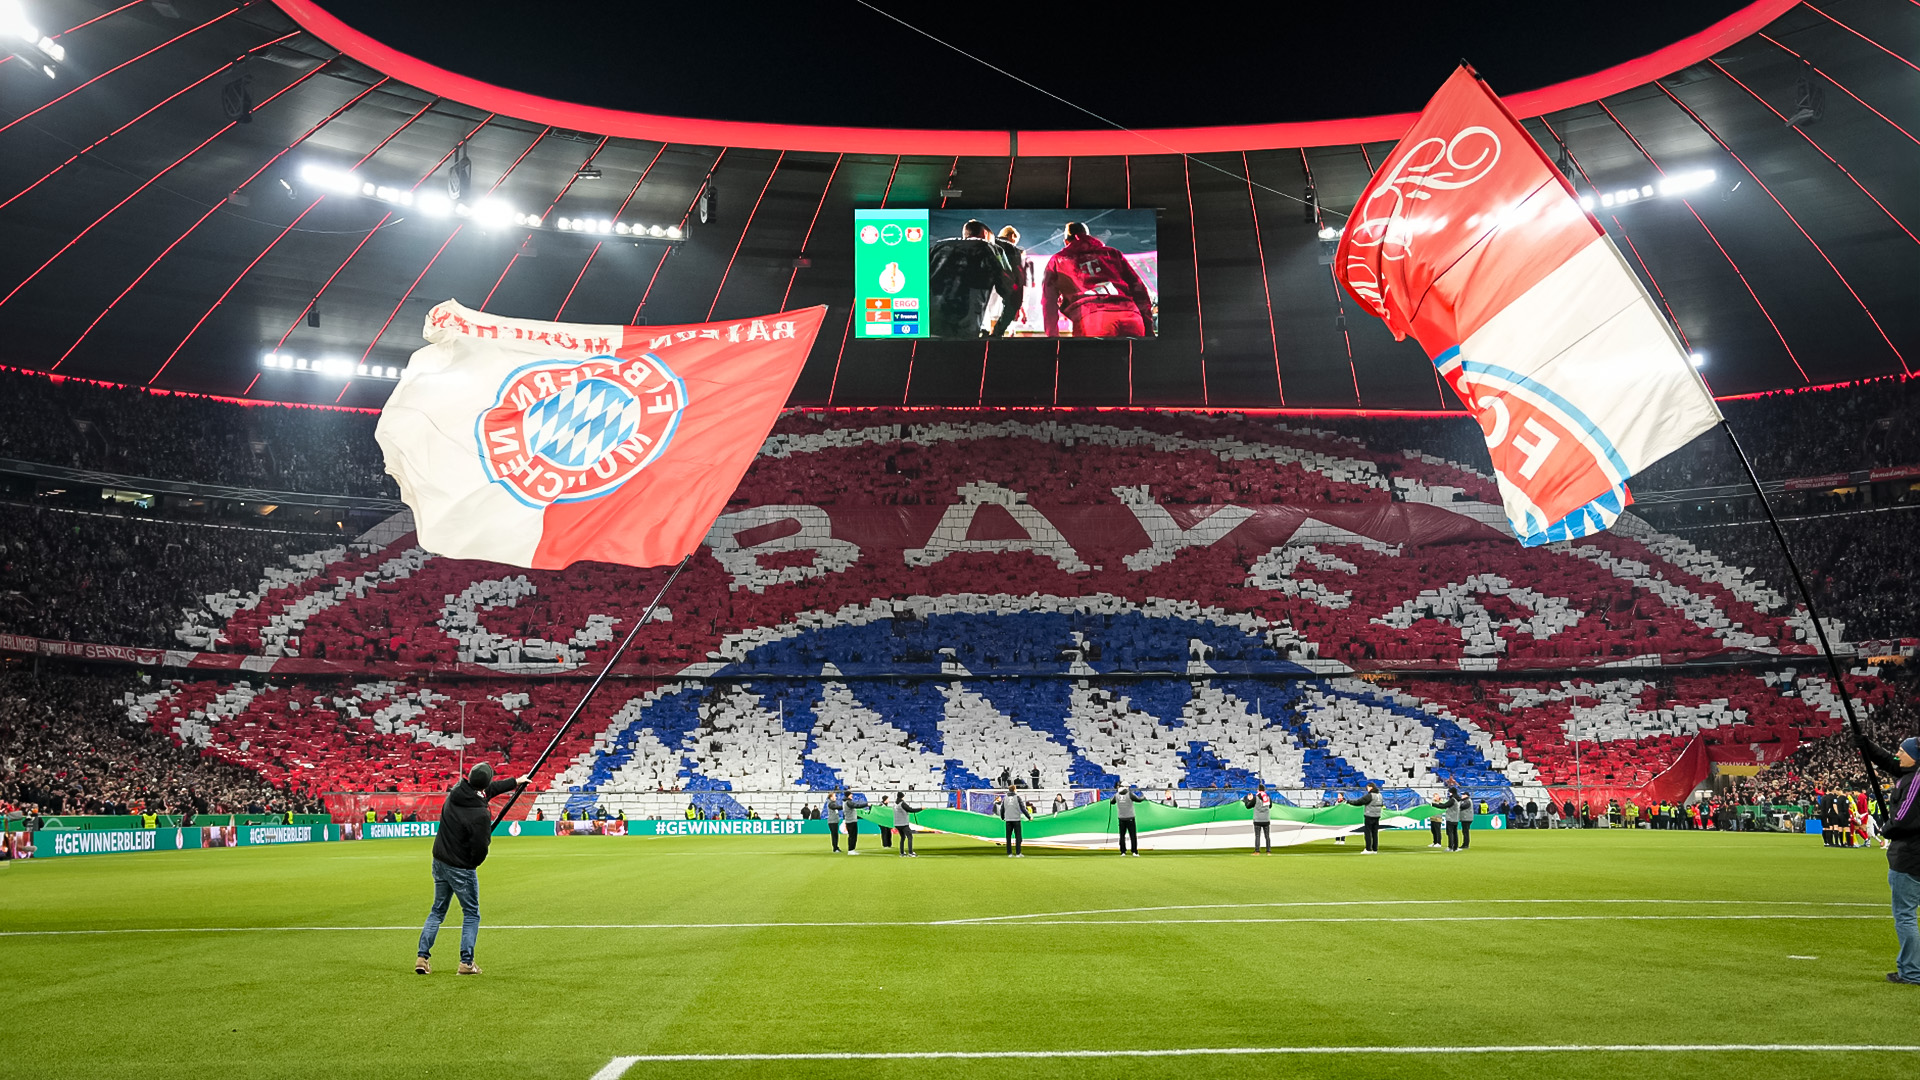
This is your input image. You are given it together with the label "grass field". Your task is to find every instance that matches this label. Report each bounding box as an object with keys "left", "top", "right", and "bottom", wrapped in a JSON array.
[{"left": 2, "top": 828, "right": 1916, "bottom": 1080}]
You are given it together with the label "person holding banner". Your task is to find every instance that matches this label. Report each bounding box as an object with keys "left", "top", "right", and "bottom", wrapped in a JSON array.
[
  {"left": 843, "top": 792, "right": 861, "bottom": 855},
  {"left": 1001, "top": 784, "right": 1032, "bottom": 857},
  {"left": 1244, "top": 783, "right": 1273, "bottom": 854},
  {"left": 1344, "top": 783, "right": 1384, "bottom": 854},
  {"left": 892, "top": 792, "right": 921, "bottom": 858},
  {"left": 1113, "top": 781, "right": 1146, "bottom": 856},
  {"left": 1459, "top": 788, "right": 1475, "bottom": 851},
  {"left": 822, "top": 789, "right": 843, "bottom": 853},
  {"left": 415, "top": 763, "right": 527, "bottom": 976}
]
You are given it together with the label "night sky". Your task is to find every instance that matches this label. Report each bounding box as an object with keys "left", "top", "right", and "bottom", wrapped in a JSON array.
[{"left": 315, "top": 0, "right": 1752, "bottom": 131}]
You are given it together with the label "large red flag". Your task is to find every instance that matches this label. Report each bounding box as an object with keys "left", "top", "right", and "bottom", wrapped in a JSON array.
[
  {"left": 1335, "top": 67, "right": 1720, "bottom": 546},
  {"left": 376, "top": 301, "right": 827, "bottom": 569}
]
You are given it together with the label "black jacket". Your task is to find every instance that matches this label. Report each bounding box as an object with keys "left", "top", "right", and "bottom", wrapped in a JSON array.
[
  {"left": 432, "top": 777, "right": 521, "bottom": 869},
  {"left": 1861, "top": 739, "right": 1920, "bottom": 877}
]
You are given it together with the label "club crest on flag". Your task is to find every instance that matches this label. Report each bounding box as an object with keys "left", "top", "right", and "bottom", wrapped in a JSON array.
[{"left": 477, "top": 353, "right": 688, "bottom": 508}]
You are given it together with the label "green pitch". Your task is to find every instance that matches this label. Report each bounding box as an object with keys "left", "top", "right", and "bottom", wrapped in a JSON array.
[{"left": 2, "top": 829, "right": 1914, "bottom": 1080}]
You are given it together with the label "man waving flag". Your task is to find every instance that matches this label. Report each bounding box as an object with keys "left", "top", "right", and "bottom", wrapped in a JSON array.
[
  {"left": 377, "top": 300, "right": 826, "bottom": 569},
  {"left": 1334, "top": 66, "right": 1721, "bottom": 546}
]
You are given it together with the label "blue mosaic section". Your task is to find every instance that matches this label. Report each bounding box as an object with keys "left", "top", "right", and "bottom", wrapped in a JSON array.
[
  {"left": 717, "top": 610, "right": 1317, "bottom": 676},
  {"left": 558, "top": 616, "right": 1513, "bottom": 816}
]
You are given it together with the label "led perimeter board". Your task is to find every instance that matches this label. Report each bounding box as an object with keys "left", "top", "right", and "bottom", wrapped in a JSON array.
[{"left": 854, "top": 209, "right": 1159, "bottom": 341}]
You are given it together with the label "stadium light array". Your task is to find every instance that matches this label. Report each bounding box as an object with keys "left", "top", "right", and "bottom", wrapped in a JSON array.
[
  {"left": 295, "top": 162, "right": 684, "bottom": 240},
  {"left": 1578, "top": 169, "right": 1717, "bottom": 212},
  {"left": 261, "top": 352, "right": 402, "bottom": 380},
  {"left": 1, "top": 0, "right": 67, "bottom": 77},
  {"left": 554, "top": 216, "right": 683, "bottom": 240}
]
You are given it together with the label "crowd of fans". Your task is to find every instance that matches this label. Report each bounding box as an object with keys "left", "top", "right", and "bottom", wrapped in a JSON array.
[
  {"left": 0, "top": 669, "right": 304, "bottom": 818},
  {"left": 0, "top": 368, "right": 1915, "bottom": 505},
  {"left": 1729, "top": 668, "right": 1919, "bottom": 806},
  {"left": 0, "top": 369, "right": 393, "bottom": 497},
  {"left": 1672, "top": 509, "right": 1920, "bottom": 641},
  {"left": 0, "top": 502, "right": 334, "bottom": 647}
]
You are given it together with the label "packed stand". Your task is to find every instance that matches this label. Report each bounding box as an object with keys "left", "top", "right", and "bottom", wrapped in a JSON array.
[
  {"left": 0, "top": 502, "right": 338, "bottom": 648},
  {"left": 0, "top": 369, "right": 394, "bottom": 497},
  {"left": 1673, "top": 511, "right": 1920, "bottom": 642},
  {"left": 0, "top": 669, "right": 304, "bottom": 817},
  {"left": 1733, "top": 670, "right": 1920, "bottom": 806}
]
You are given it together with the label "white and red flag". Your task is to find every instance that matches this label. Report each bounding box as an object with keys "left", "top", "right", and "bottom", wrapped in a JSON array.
[
  {"left": 1335, "top": 66, "right": 1721, "bottom": 546},
  {"left": 376, "top": 300, "right": 826, "bottom": 569}
]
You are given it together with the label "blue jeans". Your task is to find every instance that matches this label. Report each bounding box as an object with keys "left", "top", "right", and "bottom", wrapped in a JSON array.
[
  {"left": 1892, "top": 870, "right": 1920, "bottom": 981},
  {"left": 418, "top": 860, "right": 480, "bottom": 963}
]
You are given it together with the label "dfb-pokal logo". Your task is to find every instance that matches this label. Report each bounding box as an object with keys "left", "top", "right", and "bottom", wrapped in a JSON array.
[{"left": 478, "top": 353, "right": 688, "bottom": 508}]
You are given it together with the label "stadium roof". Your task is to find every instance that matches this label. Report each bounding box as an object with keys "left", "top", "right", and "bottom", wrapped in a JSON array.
[{"left": 0, "top": 0, "right": 1912, "bottom": 411}]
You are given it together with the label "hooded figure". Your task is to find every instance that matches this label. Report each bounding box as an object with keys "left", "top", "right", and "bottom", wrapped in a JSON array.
[{"left": 415, "top": 763, "right": 527, "bottom": 976}]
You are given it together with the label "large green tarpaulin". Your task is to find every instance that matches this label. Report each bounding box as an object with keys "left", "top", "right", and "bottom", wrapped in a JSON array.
[{"left": 859, "top": 799, "right": 1444, "bottom": 851}]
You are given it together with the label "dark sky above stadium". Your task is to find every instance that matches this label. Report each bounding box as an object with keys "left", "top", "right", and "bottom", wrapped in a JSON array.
[{"left": 316, "top": 0, "right": 1752, "bottom": 130}]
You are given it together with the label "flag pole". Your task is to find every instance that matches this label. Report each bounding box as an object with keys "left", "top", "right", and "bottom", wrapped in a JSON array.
[
  {"left": 1714, "top": 421, "right": 1887, "bottom": 823},
  {"left": 490, "top": 554, "right": 693, "bottom": 828}
]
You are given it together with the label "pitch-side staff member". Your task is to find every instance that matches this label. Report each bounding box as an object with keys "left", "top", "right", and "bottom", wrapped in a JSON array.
[
  {"left": 414, "top": 763, "right": 527, "bottom": 975},
  {"left": 1457, "top": 786, "right": 1474, "bottom": 851},
  {"left": 1442, "top": 787, "right": 1462, "bottom": 852},
  {"left": 1856, "top": 733, "right": 1920, "bottom": 984},
  {"left": 823, "top": 790, "right": 843, "bottom": 853},
  {"left": 892, "top": 791, "right": 921, "bottom": 857},
  {"left": 1114, "top": 780, "right": 1147, "bottom": 856},
  {"left": 1245, "top": 783, "right": 1273, "bottom": 854},
  {"left": 1428, "top": 790, "right": 1446, "bottom": 849},
  {"left": 1343, "top": 783, "right": 1384, "bottom": 854},
  {"left": 1001, "top": 784, "right": 1033, "bottom": 856},
  {"left": 843, "top": 791, "right": 862, "bottom": 855}
]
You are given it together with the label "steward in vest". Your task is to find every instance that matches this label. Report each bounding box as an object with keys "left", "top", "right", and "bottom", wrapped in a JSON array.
[
  {"left": 1344, "top": 784, "right": 1384, "bottom": 853},
  {"left": 1244, "top": 784, "right": 1274, "bottom": 854}
]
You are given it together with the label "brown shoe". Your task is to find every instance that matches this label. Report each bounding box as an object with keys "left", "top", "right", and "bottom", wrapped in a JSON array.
[
  {"left": 457, "top": 961, "right": 482, "bottom": 975},
  {"left": 414, "top": 957, "right": 430, "bottom": 975}
]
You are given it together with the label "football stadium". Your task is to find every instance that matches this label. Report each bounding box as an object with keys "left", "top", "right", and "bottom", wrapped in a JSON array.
[{"left": 2, "top": 0, "right": 1919, "bottom": 1076}]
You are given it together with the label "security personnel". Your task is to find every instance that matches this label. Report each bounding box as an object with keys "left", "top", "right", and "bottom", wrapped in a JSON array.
[
  {"left": 1244, "top": 783, "right": 1273, "bottom": 853},
  {"left": 365, "top": 808, "right": 377, "bottom": 825},
  {"left": 1344, "top": 783, "right": 1384, "bottom": 853},
  {"left": 141, "top": 809, "right": 158, "bottom": 830},
  {"left": 283, "top": 807, "right": 296, "bottom": 826}
]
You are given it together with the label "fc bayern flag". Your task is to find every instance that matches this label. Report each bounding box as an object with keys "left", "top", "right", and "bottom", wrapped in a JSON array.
[
  {"left": 1333, "top": 66, "right": 1722, "bottom": 546},
  {"left": 376, "top": 300, "right": 827, "bottom": 569}
]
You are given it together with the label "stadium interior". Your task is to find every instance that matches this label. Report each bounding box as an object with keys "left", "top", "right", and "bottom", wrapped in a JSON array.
[{"left": 2, "top": 0, "right": 1917, "bottom": 1075}]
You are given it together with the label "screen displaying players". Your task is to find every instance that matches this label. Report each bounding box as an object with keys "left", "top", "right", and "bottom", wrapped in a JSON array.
[{"left": 853, "top": 209, "right": 1158, "bottom": 340}]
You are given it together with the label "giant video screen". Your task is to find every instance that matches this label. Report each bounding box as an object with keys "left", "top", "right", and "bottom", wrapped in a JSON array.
[{"left": 854, "top": 209, "right": 1158, "bottom": 340}]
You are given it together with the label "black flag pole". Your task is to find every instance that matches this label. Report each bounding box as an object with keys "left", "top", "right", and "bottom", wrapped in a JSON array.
[
  {"left": 490, "top": 553, "right": 693, "bottom": 829},
  {"left": 1715, "top": 421, "right": 1888, "bottom": 823}
]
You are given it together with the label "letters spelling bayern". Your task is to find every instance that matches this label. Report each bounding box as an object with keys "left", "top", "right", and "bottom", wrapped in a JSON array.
[{"left": 428, "top": 307, "right": 799, "bottom": 353}]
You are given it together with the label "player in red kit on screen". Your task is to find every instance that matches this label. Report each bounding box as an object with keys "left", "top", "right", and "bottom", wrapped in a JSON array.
[{"left": 1041, "top": 221, "right": 1153, "bottom": 338}]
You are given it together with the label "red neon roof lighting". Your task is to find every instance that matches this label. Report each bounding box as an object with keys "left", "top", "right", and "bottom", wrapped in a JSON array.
[{"left": 272, "top": 0, "right": 1801, "bottom": 155}]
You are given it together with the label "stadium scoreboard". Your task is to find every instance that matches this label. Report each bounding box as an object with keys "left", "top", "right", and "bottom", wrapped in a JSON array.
[{"left": 853, "top": 209, "right": 929, "bottom": 338}]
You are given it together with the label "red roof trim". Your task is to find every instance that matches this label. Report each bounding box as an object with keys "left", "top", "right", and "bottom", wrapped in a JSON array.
[{"left": 275, "top": 0, "right": 1799, "bottom": 154}]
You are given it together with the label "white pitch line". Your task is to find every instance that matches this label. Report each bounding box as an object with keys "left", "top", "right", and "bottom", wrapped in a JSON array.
[
  {"left": 933, "top": 897, "right": 1880, "bottom": 924},
  {"left": 592, "top": 1044, "right": 1920, "bottom": 1074},
  {"left": 0, "top": 912, "right": 1883, "bottom": 937}
]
